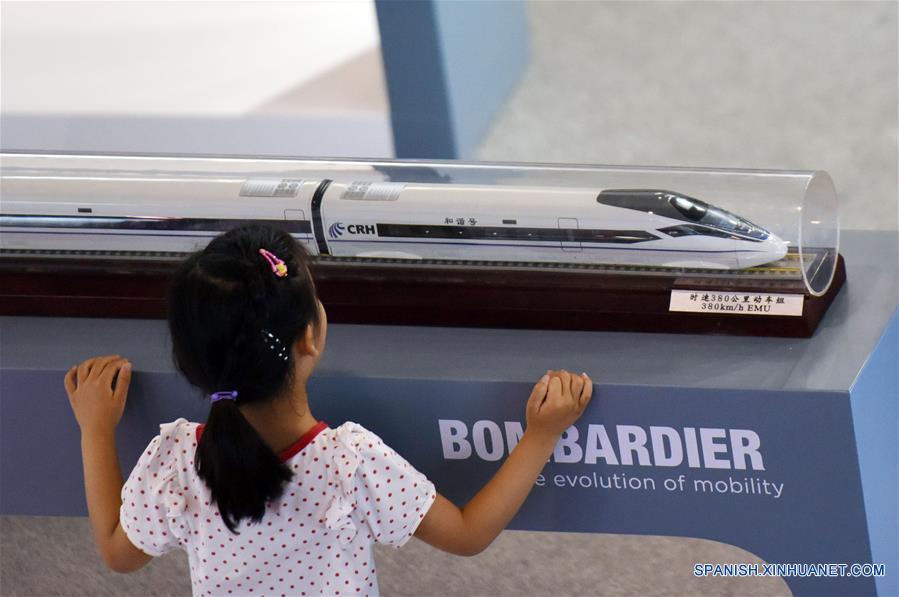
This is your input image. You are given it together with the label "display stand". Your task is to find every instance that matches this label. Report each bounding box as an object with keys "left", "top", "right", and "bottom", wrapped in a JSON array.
[
  {"left": 1, "top": 153, "right": 844, "bottom": 337},
  {"left": 0, "top": 252, "right": 846, "bottom": 338}
]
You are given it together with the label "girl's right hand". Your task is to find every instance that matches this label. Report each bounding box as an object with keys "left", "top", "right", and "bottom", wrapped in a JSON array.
[
  {"left": 414, "top": 369, "right": 594, "bottom": 557},
  {"left": 525, "top": 370, "right": 593, "bottom": 440}
]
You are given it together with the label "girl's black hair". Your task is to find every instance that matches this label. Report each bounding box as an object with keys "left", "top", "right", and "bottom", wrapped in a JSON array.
[{"left": 167, "top": 224, "right": 319, "bottom": 532}]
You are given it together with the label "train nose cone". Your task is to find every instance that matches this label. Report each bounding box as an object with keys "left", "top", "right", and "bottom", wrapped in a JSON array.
[{"left": 738, "top": 234, "right": 789, "bottom": 268}]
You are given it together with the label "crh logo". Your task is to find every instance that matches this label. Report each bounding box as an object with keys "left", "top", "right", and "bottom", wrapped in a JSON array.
[
  {"left": 328, "top": 222, "right": 345, "bottom": 238},
  {"left": 329, "top": 222, "right": 376, "bottom": 238},
  {"left": 348, "top": 224, "right": 376, "bottom": 235},
  {"left": 328, "top": 222, "right": 377, "bottom": 238}
]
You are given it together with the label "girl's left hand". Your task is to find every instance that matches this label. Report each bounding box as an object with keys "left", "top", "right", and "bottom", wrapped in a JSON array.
[{"left": 64, "top": 355, "right": 132, "bottom": 435}]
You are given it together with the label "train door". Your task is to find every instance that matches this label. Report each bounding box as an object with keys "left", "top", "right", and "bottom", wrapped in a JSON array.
[
  {"left": 558, "top": 217, "right": 582, "bottom": 252},
  {"left": 284, "top": 208, "right": 318, "bottom": 256}
]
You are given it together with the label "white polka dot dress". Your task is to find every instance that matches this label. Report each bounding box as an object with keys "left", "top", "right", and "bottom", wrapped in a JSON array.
[{"left": 120, "top": 419, "right": 436, "bottom": 596}]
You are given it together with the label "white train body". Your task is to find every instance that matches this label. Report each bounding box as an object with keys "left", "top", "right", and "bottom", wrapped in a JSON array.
[
  {"left": 0, "top": 175, "right": 787, "bottom": 269},
  {"left": 0, "top": 176, "right": 318, "bottom": 254},
  {"left": 319, "top": 182, "right": 786, "bottom": 269}
]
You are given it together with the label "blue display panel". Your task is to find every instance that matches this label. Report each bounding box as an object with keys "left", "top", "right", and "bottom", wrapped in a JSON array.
[
  {"left": 849, "top": 310, "right": 899, "bottom": 597},
  {"left": 2, "top": 368, "right": 887, "bottom": 595}
]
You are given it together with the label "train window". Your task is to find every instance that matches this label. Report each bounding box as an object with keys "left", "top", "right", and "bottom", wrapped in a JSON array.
[
  {"left": 669, "top": 195, "right": 708, "bottom": 222},
  {"left": 659, "top": 225, "right": 701, "bottom": 238},
  {"left": 0, "top": 214, "right": 313, "bottom": 234},
  {"left": 698, "top": 208, "right": 769, "bottom": 240},
  {"left": 376, "top": 223, "right": 658, "bottom": 244},
  {"left": 660, "top": 224, "right": 751, "bottom": 241},
  {"left": 580, "top": 230, "right": 658, "bottom": 243},
  {"left": 692, "top": 226, "right": 739, "bottom": 239}
]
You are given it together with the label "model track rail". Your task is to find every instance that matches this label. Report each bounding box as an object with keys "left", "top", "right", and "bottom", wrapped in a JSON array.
[{"left": 0, "top": 248, "right": 806, "bottom": 279}]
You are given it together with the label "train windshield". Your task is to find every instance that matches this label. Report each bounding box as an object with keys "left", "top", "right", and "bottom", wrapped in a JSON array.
[
  {"left": 596, "top": 190, "right": 771, "bottom": 241},
  {"left": 669, "top": 195, "right": 708, "bottom": 221},
  {"left": 669, "top": 195, "right": 769, "bottom": 240}
]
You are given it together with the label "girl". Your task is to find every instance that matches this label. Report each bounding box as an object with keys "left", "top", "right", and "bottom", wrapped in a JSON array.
[{"left": 65, "top": 224, "right": 593, "bottom": 596}]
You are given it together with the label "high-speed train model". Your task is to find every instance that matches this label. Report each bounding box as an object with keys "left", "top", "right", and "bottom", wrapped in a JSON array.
[{"left": 0, "top": 175, "right": 788, "bottom": 269}]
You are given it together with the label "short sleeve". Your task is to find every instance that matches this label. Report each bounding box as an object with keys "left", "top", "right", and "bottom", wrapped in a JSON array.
[
  {"left": 342, "top": 425, "right": 436, "bottom": 548},
  {"left": 119, "top": 420, "right": 189, "bottom": 556}
]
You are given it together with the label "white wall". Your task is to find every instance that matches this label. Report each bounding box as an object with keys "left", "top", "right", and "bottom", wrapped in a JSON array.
[{"left": 1, "top": 1, "right": 393, "bottom": 157}]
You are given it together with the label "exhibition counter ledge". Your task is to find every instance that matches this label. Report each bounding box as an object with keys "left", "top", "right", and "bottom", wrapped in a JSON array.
[{"left": 2, "top": 229, "right": 897, "bottom": 596}]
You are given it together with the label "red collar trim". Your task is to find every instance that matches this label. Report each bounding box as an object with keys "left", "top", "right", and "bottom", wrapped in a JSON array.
[{"left": 194, "top": 420, "right": 329, "bottom": 462}]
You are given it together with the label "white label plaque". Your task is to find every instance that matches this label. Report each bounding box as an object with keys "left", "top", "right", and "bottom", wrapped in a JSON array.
[{"left": 669, "top": 290, "right": 804, "bottom": 316}]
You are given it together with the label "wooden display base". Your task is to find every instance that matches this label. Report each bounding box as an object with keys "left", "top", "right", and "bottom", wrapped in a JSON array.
[{"left": 0, "top": 254, "right": 846, "bottom": 337}]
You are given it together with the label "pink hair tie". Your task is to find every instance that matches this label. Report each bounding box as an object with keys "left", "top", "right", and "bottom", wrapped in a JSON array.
[{"left": 258, "top": 248, "right": 288, "bottom": 278}]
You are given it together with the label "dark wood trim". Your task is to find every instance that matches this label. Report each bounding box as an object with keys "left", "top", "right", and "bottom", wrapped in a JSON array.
[{"left": 0, "top": 255, "right": 846, "bottom": 337}]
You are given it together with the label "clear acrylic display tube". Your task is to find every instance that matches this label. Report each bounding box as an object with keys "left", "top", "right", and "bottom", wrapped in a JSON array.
[{"left": 0, "top": 152, "right": 840, "bottom": 296}]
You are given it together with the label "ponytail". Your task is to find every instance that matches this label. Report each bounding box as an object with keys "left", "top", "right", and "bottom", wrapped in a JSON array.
[
  {"left": 168, "top": 224, "right": 319, "bottom": 533},
  {"left": 195, "top": 400, "right": 292, "bottom": 533}
]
